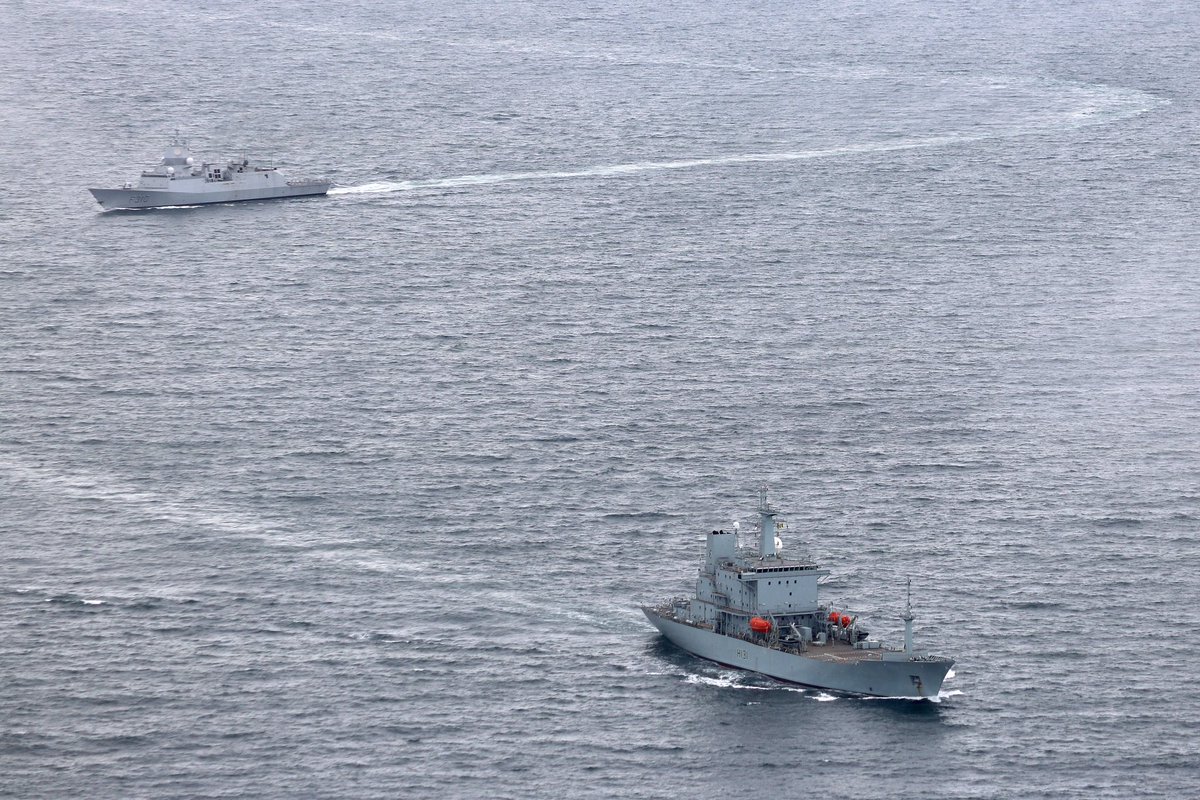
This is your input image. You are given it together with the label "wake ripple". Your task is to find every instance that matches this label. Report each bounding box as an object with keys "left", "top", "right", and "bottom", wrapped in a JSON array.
[
  {"left": 330, "top": 134, "right": 981, "bottom": 198},
  {"left": 330, "top": 79, "right": 1160, "bottom": 198}
]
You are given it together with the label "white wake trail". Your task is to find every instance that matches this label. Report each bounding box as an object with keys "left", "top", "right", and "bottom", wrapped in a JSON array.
[
  {"left": 2, "top": 460, "right": 273, "bottom": 536},
  {"left": 330, "top": 133, "right": 977, "bottom": 198}
]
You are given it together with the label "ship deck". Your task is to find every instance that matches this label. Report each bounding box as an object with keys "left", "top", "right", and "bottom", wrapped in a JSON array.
[
  {"left": 648, "top": 604, "right": 898, "bottom": 663},
  {"left": 786, "top": 639, "right": 888, "bottom": 663}
]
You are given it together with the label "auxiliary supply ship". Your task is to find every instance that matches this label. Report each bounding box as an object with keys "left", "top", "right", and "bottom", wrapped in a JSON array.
[
  {"left": 643, "top": 488, "right": 954, "bottom": 698},
  {"left": 89, "top": 138, "right": 330, "bottom": 210}
]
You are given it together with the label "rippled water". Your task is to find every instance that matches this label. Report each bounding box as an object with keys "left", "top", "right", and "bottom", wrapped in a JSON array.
[{"left": 3, "top": 1, "right": 1199, "bottom": 798}]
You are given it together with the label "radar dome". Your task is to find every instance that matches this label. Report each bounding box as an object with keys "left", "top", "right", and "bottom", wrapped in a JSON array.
[{"left": 166, "top": 166, "right": 175, "bottom": 175}]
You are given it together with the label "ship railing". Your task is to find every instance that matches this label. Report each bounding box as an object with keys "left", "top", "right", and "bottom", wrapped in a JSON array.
[{"left": 653, "top": 597, "right": 701, "bottom": 625}]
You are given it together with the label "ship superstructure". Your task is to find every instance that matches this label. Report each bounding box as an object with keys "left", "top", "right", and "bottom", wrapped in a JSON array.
[
  {"left": 89, "top": 138, "right": 330, "bottom": 210},
  {"left": 642, "top": 487, "right": 954, "bottom": 698}
]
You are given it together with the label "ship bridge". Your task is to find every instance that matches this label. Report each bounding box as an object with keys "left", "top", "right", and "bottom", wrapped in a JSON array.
[
  {"left": 728, "top": 558, "right": 821, "bottom": 577},
  {"left": 698, "top": 545, "right": 828, "bottom": 617}
]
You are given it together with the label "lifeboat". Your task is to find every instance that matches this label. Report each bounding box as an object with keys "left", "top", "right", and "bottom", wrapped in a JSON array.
[
  {"left": 749, "top": 617, "right": 771, "bottom": 633},
  {"left": 840, "top": 614, "right": 852, "bottom": 628}
]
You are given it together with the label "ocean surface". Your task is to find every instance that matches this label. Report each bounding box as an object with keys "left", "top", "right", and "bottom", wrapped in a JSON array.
[{"left": 2, "top": 1, "right": 1199, "bottom": 797}]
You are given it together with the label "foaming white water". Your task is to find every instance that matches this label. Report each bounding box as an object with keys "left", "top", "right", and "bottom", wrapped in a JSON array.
[
  {"left": 684, "top": 670, "right": 815, "bottom": 695},
  {"left": 685, "top": 671, "right": 770, "bottom": 691}
]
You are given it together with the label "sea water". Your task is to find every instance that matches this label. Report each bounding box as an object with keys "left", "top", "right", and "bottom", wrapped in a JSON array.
[{"left": 2, "top": 1, "right": 1198, "bottom": 797}]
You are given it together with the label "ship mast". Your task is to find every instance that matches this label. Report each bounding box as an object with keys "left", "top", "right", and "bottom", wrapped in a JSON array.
[
  {"left": 758, "top": 484, "right": 777, "bottom": 560},
  {"left": 902, "top": 578, "right": 914, "bottom": 655}
]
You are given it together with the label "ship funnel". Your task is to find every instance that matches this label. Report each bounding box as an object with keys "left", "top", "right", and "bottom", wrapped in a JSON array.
[{"left": 758, "top": 485, "right": 777, "bottom": 559}]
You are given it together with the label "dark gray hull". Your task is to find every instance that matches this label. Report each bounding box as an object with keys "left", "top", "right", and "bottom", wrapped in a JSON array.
[
  {"left": 644, "top": 607, "right": 952, "bottom": 699},
  {"left": 89, "top": 183, "right": 330, "bottom": 210}
]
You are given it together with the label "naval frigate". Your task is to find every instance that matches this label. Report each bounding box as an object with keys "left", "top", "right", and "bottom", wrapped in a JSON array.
[
  {"left": 89, "top": 138, "right": 331, "bottom": 210},
  {"left": 643, "top": 487, "right": 954, "bottom": 699}
]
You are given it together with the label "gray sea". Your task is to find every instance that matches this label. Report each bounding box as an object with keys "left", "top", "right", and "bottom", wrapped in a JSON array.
[{"left": 3, "top": 1, "right": 1199, "bottom": 797}]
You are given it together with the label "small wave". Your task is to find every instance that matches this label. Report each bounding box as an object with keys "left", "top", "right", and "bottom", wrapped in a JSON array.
[
  {"left": 1095, "top": 516, "right": 1145, "bottom": 528},
  {"left": 1003, "top": 600, "right": 1063, "bottom": 610},
  {"left": 43, "top": 594, "right": 107, "bottom": 608},
  {"left": 601, "top": 510, "right": 676, "bottom": 521}
]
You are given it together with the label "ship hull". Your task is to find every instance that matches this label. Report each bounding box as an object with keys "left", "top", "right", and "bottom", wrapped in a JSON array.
[
  {"left": 644, "top": 607, "right": 952, "bottom": 699},
  {"left": 88, "top": 183, "right": 330, "bottom": 210}
]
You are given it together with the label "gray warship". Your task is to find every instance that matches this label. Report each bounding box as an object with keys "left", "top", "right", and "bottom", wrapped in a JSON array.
[
  {"left": 643, "top": 488, "right": 954, "bottom": 699},
  {"left": 89, "top": 138, "right": 331, "bottom": 210}
]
